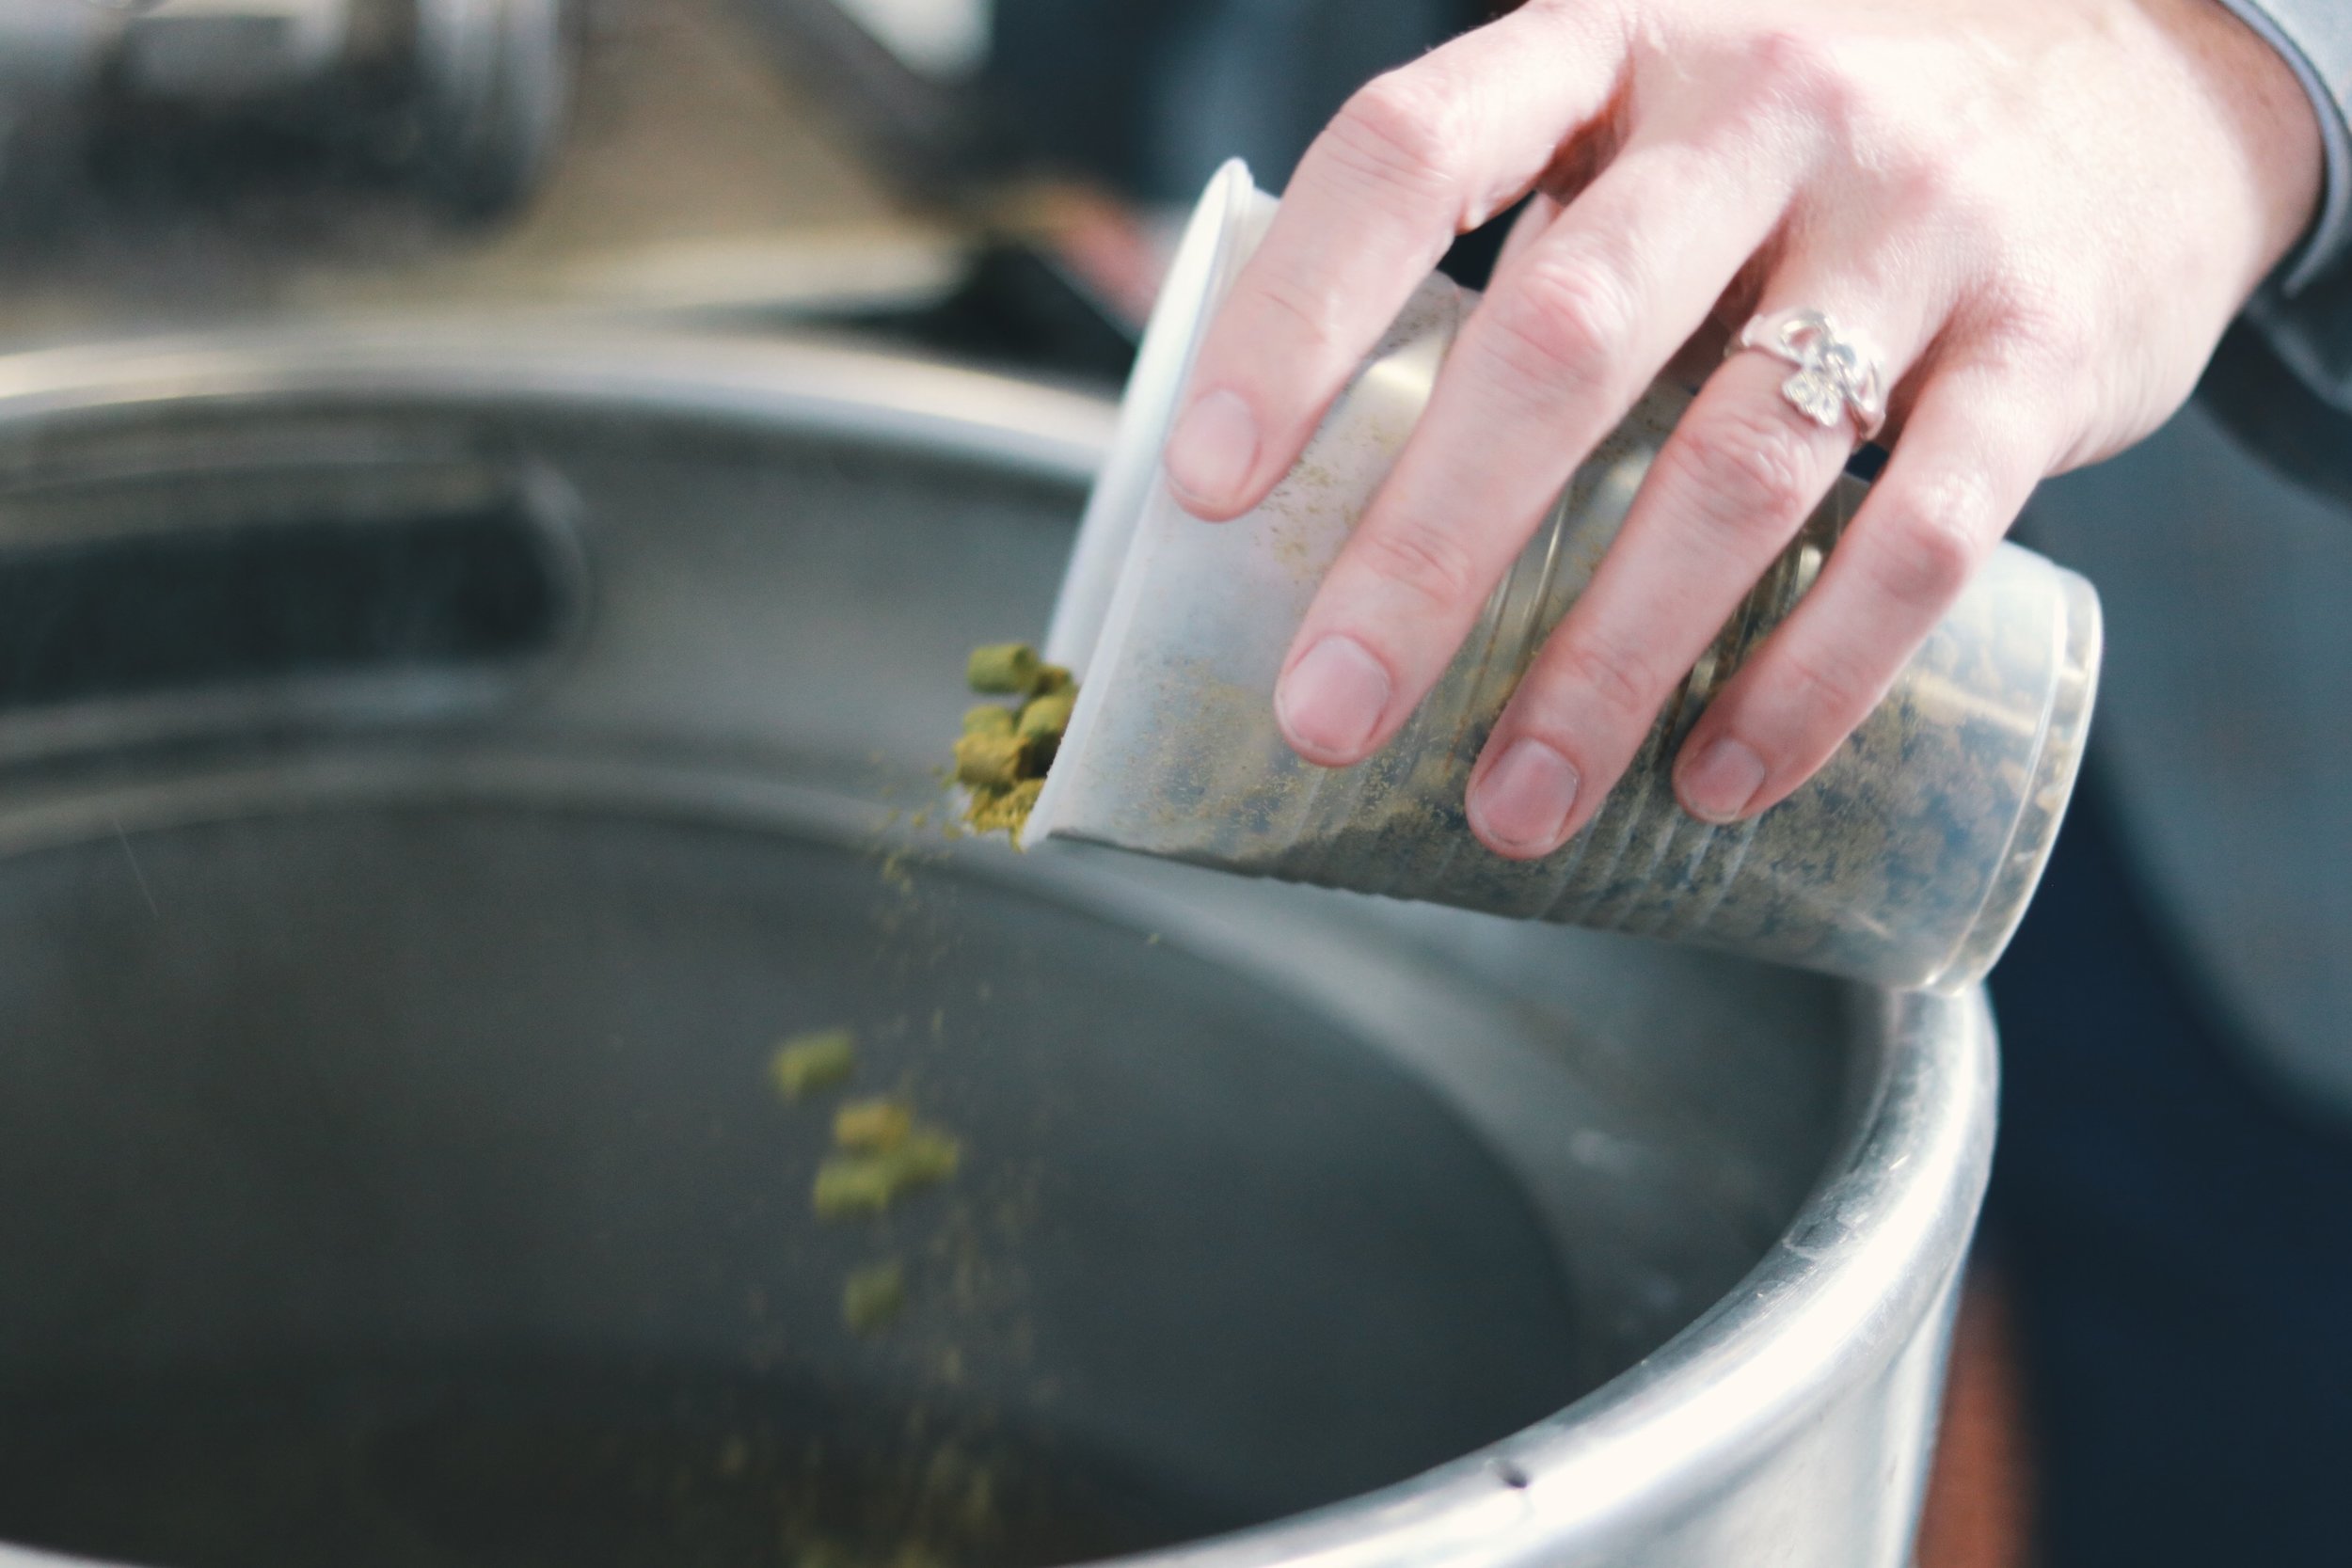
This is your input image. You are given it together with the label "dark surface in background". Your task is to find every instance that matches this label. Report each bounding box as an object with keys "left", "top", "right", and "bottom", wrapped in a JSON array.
[
  {"left": 818, "top": 188, "right": 1520, "bottom": 390},
  {"left": 2197, "top": 318, "right": 2352, "bottom": 517},
  {"left": 983, "top": 0, "right": 1198, "bottom": 196},
  {"left": 737, "top": 0, "right": 1010, "bottom": 197},
  {"left": 983, "top": 0, "right": 1486, "bottom": 202},
  {"left": 1438, "top": 201, "right": 1521, "bottom": 293},
  {"left": 0, "top": 501, "right": 563, "bottom": 711},
  {"left": 1987, "top": 779, "right": 2352, "bottom": 1568},
  {"left": 818, "top": 244, "right": 1142, "bottom": 388},
  {"left": 0, "top": 1356, "right": 1210, "bottom": 1568}
]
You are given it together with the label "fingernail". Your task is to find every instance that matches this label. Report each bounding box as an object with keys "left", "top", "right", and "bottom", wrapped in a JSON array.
[
  {"left": 1469, "top": 739, "right": 1581, "bottom": 855},
  {"left": 1165, "top": 388, "right": 1259, "bottom": 513},
  {"left": 1277, "top": 635, "right": 1391, "bottom": 761},
  {"left": 1678, "top": 737, "right": 1767, "bottom": 823}
]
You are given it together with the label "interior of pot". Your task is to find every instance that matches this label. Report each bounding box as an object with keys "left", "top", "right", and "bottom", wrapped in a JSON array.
[
  {"left": 0, "top": 795, "right": 1587, "bottom": 1568},
  {"left": 0, "top": 330, "right": 1857, "bottom": 1568}
]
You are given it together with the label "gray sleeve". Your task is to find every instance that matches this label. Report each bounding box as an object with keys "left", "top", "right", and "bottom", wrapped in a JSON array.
[{"left": 2217, "top": 0, "right": 2352, "bottom": 292}]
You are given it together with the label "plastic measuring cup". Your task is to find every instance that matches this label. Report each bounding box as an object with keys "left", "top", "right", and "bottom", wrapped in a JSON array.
[{"left": 1023, "top": 161, "right": 2100, "bottom": 992}]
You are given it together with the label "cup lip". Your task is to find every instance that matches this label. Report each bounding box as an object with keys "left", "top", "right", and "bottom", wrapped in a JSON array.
[
  {"left": 1039, "top": 158, "right": 1261, "bottom": 677},
  {"left": 1919, "top": 562, "right": 2104, "bottom": 991},
  {"left": 1024, "top": 161, "right": 1268, "bottom": 850}
]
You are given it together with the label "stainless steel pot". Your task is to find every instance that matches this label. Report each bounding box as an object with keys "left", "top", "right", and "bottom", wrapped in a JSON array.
[{"left": 0, "top": 324, "right": 1994, "bottom": 1568}]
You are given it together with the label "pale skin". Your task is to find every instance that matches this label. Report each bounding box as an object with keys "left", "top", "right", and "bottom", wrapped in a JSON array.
[{"left": 1164, "top": 0, "right": 2324, "bottom": 859}]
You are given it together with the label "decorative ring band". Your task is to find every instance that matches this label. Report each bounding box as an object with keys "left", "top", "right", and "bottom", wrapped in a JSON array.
[{"left": 1731, "top": 309, "right": 1887, "bottom": 442}]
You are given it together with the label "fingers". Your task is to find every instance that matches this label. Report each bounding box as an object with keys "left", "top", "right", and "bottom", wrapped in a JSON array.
[
  {"left": 1493, "top": 191, "right": 1564, "bottom": 277},
  {"left": 1164, "top": 0, "right": 1629, "bottom": 520},
  {"left": 1671, "top": 363, "right": 2055, "bottom": 823},
  {"left": 1273, "top": 126, "right": 1807, "bottom": 766},
  {"left": 1466, "top": 291, "right": 1942, "bottom": 859}
]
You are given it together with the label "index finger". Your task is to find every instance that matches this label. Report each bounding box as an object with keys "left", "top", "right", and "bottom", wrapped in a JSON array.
[{"left": 1163, "top": 0, "right": 1630, "bottom": 520}]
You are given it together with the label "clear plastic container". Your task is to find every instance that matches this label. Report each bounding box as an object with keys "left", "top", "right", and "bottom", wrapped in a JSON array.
[{"left": 1024, "top": 162, "right": 2101, "bottom": 991}]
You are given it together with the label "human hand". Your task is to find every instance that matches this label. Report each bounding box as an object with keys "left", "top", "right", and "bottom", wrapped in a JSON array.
[{"left": 1162, "top": 0, "right": 2322, "bottom": 858}]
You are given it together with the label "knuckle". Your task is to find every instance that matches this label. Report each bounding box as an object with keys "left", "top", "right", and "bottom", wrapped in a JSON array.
[
  {"left": 1965, "top": 321, "right": 2089, "bottom": 434},
  {"left": 1550, "top": 628, "right": 1662, "bottom": 726},
  {"left": 1880, "top": 145, "right": 1967, "bottom": 224},
  {"left": 1356, "top": 520, "right": 1483, "bottom": 613},
  {"left": 2032, "top": 318, "right": 2099, "bottom": 390},
  {"left": 1676, "top": 401, "right": 1821, "bottom": 536},
  {"left": 1476, "top": 260, "right": 1636, "bottom": 402},
  {"left": 1865, "top": 476, "right": 1986, "bottom": 610},
  {"left": 1329, "top": 69, "right": 1470, "bottom": 213},
  {"left": 1975, "top": 272, "right": 2092, "bottom": 372},
  {"left": 1744, "top": 28, "right": 1856, "bottom": 132},
  {"left": 1772, "top": 639, "right": 1879, "bottom": 727},
  {"left": 2002, "top": 309, "right": 2089, "bottom": 377},
  {"left": 1248, "top": 262, "right": 1346, "bottom": 360}
]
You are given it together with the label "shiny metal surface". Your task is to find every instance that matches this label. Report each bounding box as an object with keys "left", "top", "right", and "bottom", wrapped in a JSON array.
[
  {"left": 0, "top": 0, "right": 570, "bottom": 219},
  {"left": 0, "top": 324, "right": 1992, "bottom": 1568}
]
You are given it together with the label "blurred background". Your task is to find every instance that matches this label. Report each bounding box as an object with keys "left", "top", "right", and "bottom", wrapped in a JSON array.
[
  {"left": 11, "top": 9, "right": 2352, "bottom": 1568},
  {"left": 0, "top": 0, "right": 1496, "bottom": 376}
]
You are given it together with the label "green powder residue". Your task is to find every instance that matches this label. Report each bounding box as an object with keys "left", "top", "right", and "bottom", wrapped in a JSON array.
[{"left": 962, "top": 780, "right": 1042, "bottom": 837}]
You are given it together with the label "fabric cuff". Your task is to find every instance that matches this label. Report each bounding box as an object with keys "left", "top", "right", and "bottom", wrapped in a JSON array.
[{"left": 2214, "top": 0, "right": 2352, "bottom": 293}]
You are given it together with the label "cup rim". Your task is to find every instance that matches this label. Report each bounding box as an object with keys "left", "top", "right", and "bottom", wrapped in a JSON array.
[
  {"left": 1039, "top": 158, "right": 1262, "bottom": 678},
  {"left": 1920, "top": 562, "right": 2104, "bottom": 990},
  {"left": 1025, "top": 162, "right": 1271, "bottom": 849}
]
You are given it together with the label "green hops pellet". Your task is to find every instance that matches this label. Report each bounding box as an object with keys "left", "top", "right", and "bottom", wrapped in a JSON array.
[
  {"left": 811, "top": 1127, "right": 962, "bottom": 1219},
  {"left": 966, "top": 642, "right": 1041, "bottom": 695},
  {"left": 834, "top": 1098, "right": 913, "bottom": 1153},
  {"left": 1016, "top": 689, "right": 1075, "bottom": 741},
  {"left": 770, "top": 1029, "right": 855, "bottom": 1101},
  {"left": 814, "top": 1155, "right": 901, "bottom": 1218},
  {"left": 953, "top": 730, "right": 1030, "bottom": 789},
  {"left": 962, "top": 704, "right": 1016, "bottom": 736}
]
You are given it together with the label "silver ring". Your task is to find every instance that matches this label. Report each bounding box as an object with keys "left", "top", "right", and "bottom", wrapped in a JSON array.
[{"left": 1732, "top": 309, "right": 1886, "bottom": 442}]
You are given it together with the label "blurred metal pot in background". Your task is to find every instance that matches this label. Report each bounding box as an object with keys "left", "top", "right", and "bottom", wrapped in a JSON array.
[{"left": 0, "top": 0, "right": 573, "bottom": 223}]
